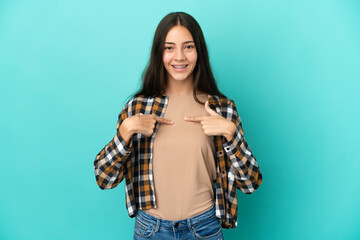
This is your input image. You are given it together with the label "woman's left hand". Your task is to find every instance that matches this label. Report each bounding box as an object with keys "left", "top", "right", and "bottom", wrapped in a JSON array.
[{"left": 184, "top": 101, "right": 236, "bottom": 141}]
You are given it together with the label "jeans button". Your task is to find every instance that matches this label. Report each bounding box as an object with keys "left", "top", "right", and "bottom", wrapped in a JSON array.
[{"left": 174, "top": 222, "right": 179, "bottom": 228}]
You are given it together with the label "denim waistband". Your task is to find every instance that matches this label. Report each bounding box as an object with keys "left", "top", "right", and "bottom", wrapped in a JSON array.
[{"left": 135, "top": 203, "right": 217, "bottom": 233}]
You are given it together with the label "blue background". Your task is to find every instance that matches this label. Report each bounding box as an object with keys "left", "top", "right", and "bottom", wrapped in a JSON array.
[{"left": 1, "top": 0, "right": 359, "bottom": 239}]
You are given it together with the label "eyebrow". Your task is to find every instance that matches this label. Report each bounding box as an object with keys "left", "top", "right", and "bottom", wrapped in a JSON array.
[{"left": 165, "top": 41, "right": 194, "bottom": 45}]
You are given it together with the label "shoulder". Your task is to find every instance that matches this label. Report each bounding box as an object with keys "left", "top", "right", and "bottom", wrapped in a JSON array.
[
  {"left": 208, "top": 94, "right": 240, "bottom": 119},
  {"left": 208, "top": 94, "right": 234, "bottom": 107},
  {"left": 120, "top": 94, "right": 157, "bottom": 116},
  {"left": 124, "top": 94, "right": 155, "bottom": 107}
]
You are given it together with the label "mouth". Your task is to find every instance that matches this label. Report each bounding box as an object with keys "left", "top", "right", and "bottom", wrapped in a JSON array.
[{"left": 171, "top": 64, "right": 189, "bottom": 72}]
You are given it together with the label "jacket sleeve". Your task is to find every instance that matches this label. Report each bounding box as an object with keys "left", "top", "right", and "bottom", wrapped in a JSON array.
[
  {"left": 222, "top": 99, "right": 263, "bottom": 194},
  {"left": 93, "top": 101, "right": 134, "bottom": 190}
]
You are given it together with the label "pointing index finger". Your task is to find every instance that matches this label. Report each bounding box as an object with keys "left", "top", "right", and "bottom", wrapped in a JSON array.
[
  {"left": 154, "top": 115, "right": 174, "bottom": 124},
  {"left": 184, "top": 116, "right": 203, "bottom": 122}
]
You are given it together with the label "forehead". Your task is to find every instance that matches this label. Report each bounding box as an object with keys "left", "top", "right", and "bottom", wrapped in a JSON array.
[{"left": 165, "top": 25, "right": 194, "bottom": 42}]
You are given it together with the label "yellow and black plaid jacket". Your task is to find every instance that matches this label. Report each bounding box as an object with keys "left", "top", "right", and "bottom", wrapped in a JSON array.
[{"left": 93, "top": 93, "right": 262, "bottom": 229}]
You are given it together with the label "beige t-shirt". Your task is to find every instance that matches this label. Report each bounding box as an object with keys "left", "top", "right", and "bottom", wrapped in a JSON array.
[{"left": 143, "top": 92, "right": 217, "bottom": 221}]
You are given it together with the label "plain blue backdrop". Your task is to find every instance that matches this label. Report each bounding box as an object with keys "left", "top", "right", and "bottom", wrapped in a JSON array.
[{"left": 0, "top": 0, "right": 359, "bottom": 239}]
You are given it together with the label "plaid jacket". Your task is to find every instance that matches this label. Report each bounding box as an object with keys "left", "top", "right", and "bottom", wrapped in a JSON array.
[{"left": 93, "top": 93, "right": 262, "bottom": 229}]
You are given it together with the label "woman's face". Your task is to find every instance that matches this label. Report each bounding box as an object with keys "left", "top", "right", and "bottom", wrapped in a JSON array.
[{"left": 163, "top": 25, "right": 197, "bottom": 83}]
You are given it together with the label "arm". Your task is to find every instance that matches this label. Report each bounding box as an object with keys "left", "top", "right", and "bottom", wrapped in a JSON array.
[
  {"left": 222, "top": 99, "right": 263, "bottom": 194},
  {"left": 93, "top": 102, "right": 134, "bottom": 190}
]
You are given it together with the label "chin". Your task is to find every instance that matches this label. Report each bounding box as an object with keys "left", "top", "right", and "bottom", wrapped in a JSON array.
[{"left": 173, "top": 76, "right": 191, "bottom": 81}]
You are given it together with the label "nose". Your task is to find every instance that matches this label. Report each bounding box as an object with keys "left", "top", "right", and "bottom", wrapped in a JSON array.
[{"left": 175, "top": 47, "right": 185, "bottom": 61}]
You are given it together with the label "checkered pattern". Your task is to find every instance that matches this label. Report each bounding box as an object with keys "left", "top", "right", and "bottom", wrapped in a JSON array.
[{"left": 94, "top": 93, "right": 262, "bottom": 229}]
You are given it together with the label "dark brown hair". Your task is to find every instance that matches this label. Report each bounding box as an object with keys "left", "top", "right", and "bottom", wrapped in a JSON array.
[{"left": 127, "top": 11, "right": 226, "bottom": 104}]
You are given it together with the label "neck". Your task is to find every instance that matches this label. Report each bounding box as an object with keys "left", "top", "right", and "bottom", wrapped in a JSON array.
[{"left": 165, "top": 74, "right": 195, "bottom": 95}]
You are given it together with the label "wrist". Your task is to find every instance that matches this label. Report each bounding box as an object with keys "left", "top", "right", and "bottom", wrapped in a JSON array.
[
  {"left": 224, "top": 133, "right": 233, "bottom": 142},
  {"left": 123, "top": 118, "right": 136, "bottom": 136},
  {"left": 223, "top": 123, "right": 236, "bottom": 142},
  {"left": 119, "top": 118, "right": 135, "bottom": 144}
]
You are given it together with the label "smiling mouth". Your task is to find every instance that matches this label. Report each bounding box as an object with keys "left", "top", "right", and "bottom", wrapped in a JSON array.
[{"left": 171, "top": 64, "right": 189, "bottom": 69}]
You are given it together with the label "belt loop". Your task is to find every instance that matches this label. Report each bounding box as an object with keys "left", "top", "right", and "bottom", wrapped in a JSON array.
[
  {"left": 187, "top": 218, "right": 192, "bottom": 233},
  {"left": 154, "top": 218, "right": 160, "bottom": 233}
]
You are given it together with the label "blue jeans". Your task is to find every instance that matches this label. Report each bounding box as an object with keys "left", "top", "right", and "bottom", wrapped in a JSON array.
[{"left": 133, "top": 203, "right": 224, "bottom": 239}]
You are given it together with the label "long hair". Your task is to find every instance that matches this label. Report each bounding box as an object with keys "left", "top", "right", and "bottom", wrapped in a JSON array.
[{"left": 127, "top": 11, "right": 226, "bottom": 104}]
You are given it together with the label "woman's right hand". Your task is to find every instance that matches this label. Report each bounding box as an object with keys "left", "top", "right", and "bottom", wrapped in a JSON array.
[
  {"left": 120, "top": 113, "right": 174, "bottom": 143},
  {"left": 129, "top": 113, "right": 174, "bottom": 136}
]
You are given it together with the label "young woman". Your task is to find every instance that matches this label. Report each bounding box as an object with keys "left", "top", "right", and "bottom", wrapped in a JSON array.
[{"left": 93, "top": 12, "right": 262, "bottom": 239}]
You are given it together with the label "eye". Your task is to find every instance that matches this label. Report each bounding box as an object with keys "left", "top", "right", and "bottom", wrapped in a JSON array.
[
  {"left": 165, "top": 46, "right": 173, "bottom": 50},
  {"left": 185, "top": 45, "right": 194, "bottom": 49}
]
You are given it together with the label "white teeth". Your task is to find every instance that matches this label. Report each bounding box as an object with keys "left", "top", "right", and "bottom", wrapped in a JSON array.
[{"left": 172, "top": 65, "right": 188, "bottom": 69}]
